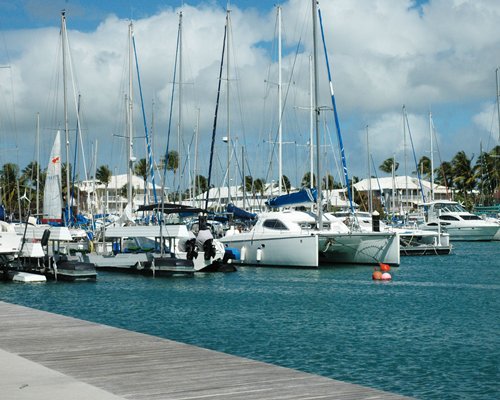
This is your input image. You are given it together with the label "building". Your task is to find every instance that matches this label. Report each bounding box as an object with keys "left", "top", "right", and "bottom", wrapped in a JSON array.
[{"left": 353, "top": 175, "right": 451, "bottom": 213}]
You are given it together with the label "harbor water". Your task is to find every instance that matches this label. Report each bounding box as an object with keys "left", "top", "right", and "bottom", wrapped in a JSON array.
[{"left": 1, "top": 241, "right": 498, "bottom": 399}]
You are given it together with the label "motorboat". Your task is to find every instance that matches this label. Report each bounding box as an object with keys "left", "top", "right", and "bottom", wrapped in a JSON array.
[
  {"left": 85, "top": 205, "right": 236, "bottom": 274},
  {"left": 419, "top": 200, "right": 499, "bottom": 241}
]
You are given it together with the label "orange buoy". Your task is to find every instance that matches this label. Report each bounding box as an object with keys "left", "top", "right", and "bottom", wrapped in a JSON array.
[
  {"left": 379, "top": 263, "right": 391, "bottom": 272},
  {"left": 372, "top": 270, "right": 383, "bottom": 280},
  {"left": 381, "top": 272, "right": 392, "bottom": 281}
]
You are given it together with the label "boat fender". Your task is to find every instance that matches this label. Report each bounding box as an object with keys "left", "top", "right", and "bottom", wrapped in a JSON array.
[
  {"left": 256, "top": 247, "right": 262, "bottom": 262},
  {"left": 372, "top": 270, "right": 382, "bottom": 280},
  {"left": 379, "top": 263, "right": 391, "bottom": 272},
  {"left": 240, "top": 246, "right": 246, "bottom": 261},
  {"left": 381, "top": 272, "right": 392, "bottom": 281},
  {"left": 41, "top": 229, "right": 51, "bottom": 247}
]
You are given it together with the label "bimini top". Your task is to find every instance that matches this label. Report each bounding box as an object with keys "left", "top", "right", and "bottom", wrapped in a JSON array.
[
  {"left": 266, "top": 188, "right": 318, "bottom": 208},
  {"left": 227, "top": 203, "right": 257, "bottom": 220}
]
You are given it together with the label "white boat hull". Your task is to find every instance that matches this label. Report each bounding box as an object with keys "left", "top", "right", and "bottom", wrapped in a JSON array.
[
  {"left": 421, "top": 224, "right": 499, "bottom": 241},
  {"left": 317, "top": 232, "right": 400, "bottom": 266},
  {"left": 220, "top": 233, "right": 319, "bottom": 268}
]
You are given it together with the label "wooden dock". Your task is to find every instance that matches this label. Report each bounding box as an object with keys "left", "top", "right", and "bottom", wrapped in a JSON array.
[{"left": 0, "top": 301, "right": 411, "bottom": 399}]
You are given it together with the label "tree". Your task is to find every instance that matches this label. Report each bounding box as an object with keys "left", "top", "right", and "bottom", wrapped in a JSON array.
[
  {"left": 134, "top": 158, "right": 149, "bottom": 204},
  {"left": 243, "top": 175, "right": 253, "bottom": 192},
  {"left": 96, "top": 165, "right": 112, "bottom": 211},
  {"left": 165, "top": 150, "right": 179, "bottom": 196},
  {"left": 280, "top": 175, "right": 291, "bottom": 193},
  {"left": 193, "top": 174, "right": 208, "bottom": 195},
  {"left": 253, "top": 178, "right": 265, "bottom": 196},
  {"left": 0, "top": 163, "right": 21, "bottom": 213},
  {"left": 301, "top": 171, "right": 316, "bottom": 188},
  {"left": 474, "top": 146, "right": 499, "bottom": 204},
  {"left": 322, "top": 174, "right": 335, "bottom": 190},
  {"left": 379, "top": 158, "right": 399, "bottom": 174},
  {"left": 434, "top": 161, "right": 453, "bottom": 190},
  {"left": 451, "top": 151, "right": 475, "bottom": 203},
  {"left": 416, "top": 156, "right": 431, "bottom": 179}
]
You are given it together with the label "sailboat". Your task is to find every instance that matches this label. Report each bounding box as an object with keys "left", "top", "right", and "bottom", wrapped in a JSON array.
[
  {"left": 221, "top": 3, "right": 400, "bottom": 267},
  {"left": 86, "top": 18, "right": 234, "bottom": 275},
  {"left": 12, "top": 12, "right": 96, "bottom": 281}
]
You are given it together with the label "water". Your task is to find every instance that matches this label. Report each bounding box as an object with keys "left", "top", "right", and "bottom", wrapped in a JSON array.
[{"left": 1, "top": 241, "right": 499, "bottom": 399}]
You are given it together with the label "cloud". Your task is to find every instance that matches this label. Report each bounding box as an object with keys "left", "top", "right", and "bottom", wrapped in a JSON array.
[{"left": 0, "top": 0, "right": 499, "bottom": 189}]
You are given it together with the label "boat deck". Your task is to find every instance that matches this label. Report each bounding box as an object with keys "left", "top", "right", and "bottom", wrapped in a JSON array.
[{"left": 0, "top": 301, "right": 411, "bottom": 399}]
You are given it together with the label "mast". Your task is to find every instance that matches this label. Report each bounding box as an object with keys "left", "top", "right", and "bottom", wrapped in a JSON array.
[
  {"left": 226, "top": 6, "right": 232, "bottom": 205},
  {"left": 194, "top": 108, "right": 200, "bottom": 207},
  {"left": 127, "top": 22, "right": 134, "bottom": 211},
  {"left": 178, "top": 11, "right": 183, "bottom": 203},
  {"left": 403, "top": 105, "right": 408, "bottom": 211},
  {"left": 312, "top": 0, "right": 322, "bottom": 227},
  {"left": 429, "top": 111, "right": 435, "bottom": 201},
  {"left": 277, "top": 5, "right": 283, "bottom": 196},
  {"left": 36, "top": 112, "right": 40, "bottom": 217},
  {"left": 496, "top": 67, "right": 500, "bottom": 141},
  {"left": 366, "top": 125, "right": 372, "bottom": 214},
  {"left": 61, "top": 11, "right": 71, "bottom": 223},
  {"left": 309, "top": 55, "right": 314, "bottom": 189}
]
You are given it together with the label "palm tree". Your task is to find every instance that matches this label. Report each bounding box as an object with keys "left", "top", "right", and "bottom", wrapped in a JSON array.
[
  {"left": 322, "top": 174, "right": 335, "bottom": 190},
  {"left": 20, "top": 161, "right": 46, "bottom": 213},
  {"left": 193, "top": 174, "right": 208, "bottom": 195},
  {"left": 280, "top": 175, "right": 291, "bottom": 193},
  {"left": 0, "top": 163, "right": 21, "bottom": 213},
  {"left": 379, "top": 157, "right": 399, "bottom": 174},
  {"left": 165, "top": 150, "right": 179, "bottom": 197},
  {"left": 253, "top": 178, "right": 265, "bottom": 196},
  {"left": 134, "top": 158, "right": 149, "bottom": 205},
  {"left": 417, "top": 156, "right": 431, "bottom": 179},
  {"left": 451, "top": 151, "right": 476, "bottom": 204},
  {"left": 243, "top": 175, "right": 253, "bottom": 192},
  {"left": 96, "top": 165, "right": 112, "bottom": 212},
  {"left": 474, "top": 146, "right": 500, "bottom": 204},
  {"left": 301, "top": 172, "right": 316, "bottom": 188},
  {"left": 434, "top": 161, "right": 453, "bottom": 193}
]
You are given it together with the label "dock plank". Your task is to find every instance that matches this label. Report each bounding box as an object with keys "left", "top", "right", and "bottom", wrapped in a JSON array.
[{"left": 0, "top": 301, "right": 411, "bottom": 399}]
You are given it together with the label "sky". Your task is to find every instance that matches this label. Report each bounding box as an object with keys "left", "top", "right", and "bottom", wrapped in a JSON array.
[{"left": 0, "top": 0, "right": 499, "bottom": 192}]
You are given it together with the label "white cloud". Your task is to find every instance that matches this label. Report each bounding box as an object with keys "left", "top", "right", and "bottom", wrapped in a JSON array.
[{"left": 0, "top": 0, "right": 499, "bottom": 188}]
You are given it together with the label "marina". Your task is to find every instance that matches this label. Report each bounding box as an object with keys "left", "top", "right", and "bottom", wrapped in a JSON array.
[
  {"left": 1, "top": 241, "right": 498, "bottom": 400},
  {"left": 0, "top": 2, "right": 499, "bottom": 399}
]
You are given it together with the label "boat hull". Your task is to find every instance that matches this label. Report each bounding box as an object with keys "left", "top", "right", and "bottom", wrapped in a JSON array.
[
  {"left": 317, "top": 232, "right": 400, "bottom": 266},
  {"left": 220, "top": 233, "right": 319, "bottom": 268},
  {"left": 421, "top": 225, "right": 499, "bottom": 241}
]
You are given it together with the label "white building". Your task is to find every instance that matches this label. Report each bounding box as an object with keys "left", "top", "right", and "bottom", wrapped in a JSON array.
[
  {"left": 353, "top": 175, "right": 451, "bottom": 213},
  {"left": 78, "top": 174, "right": 158, "bottom": 214}
]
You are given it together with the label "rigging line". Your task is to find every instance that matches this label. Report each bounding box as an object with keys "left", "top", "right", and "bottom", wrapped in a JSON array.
[
  {"left": 403, "top": 106, "right": 426, "bottom": 206},
  {"left": 371, "top": 154, "right": 387, "bottom": 212},
  {"left": 64, "top": 27, "right": 89, "bottom": 184},
  {"left": 317, "top": 2, "right": 354, "bottom": 214},
  {"left": 161, "top": 14, "right": 181, "bottom": 204},
  {"left": 432, "top": 125, "right": 451, "bottom": 198},
  {"left": 132, "top": 34, "right": 157, "bottom": 204},
  {"left": 205, "top": 13, "right": 227, "bottom": 211}
]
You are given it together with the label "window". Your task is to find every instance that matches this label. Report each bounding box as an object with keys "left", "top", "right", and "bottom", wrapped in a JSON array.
[
  {"left": 461, "top": 215, "right": 481, "bottom": 221},
  {"left": 263, "top": 219, "right": 289, "bottom": 230},
  {"left": 439, "top": 215, "right": 459, "bottom": 221}
]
